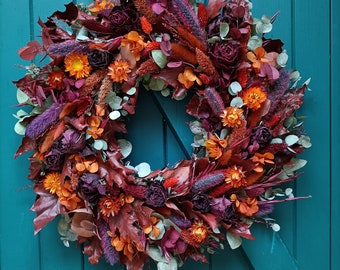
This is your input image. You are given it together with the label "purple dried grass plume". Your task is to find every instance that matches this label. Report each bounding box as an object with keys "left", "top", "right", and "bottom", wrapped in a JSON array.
[
  {"left": 97, "top": 219, "right": 119, "bottom": 266},
  {"left": 25, "top": 103, "right": 63, "bottom": 139}
]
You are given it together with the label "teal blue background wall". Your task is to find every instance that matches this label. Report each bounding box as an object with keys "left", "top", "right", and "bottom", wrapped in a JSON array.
[{"left": 0, "top": 0, "right": 339, "bottom": 269}]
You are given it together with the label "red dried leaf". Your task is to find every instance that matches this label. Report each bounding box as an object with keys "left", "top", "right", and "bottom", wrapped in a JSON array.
[
  {"left": 228, "top": 224, "right": 255, "bottom": 240},
  {"left": 83, "top": 236, "right": 104, "bottom": 264},
  {"left": 14, "top": 137, "right": 35, "bottom": 159},
  {"left": 109, "top": 204, "right": 143, "bottom": 248},
  {"left": 30, "top": 184, "right": 64, "bottom": 235},
  {"left": 18, "top": 40, "right": 43, "bottom": 60},
  {"left": 50, "top": 3, "right": 79, "bottom": 22}
]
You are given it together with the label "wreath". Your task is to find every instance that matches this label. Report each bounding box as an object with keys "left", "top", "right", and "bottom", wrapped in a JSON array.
[{"left": 13, "top": 0, "right": 312, "bottom": 269}]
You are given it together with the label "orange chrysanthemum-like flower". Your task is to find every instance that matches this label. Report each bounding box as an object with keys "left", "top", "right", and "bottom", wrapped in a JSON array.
[
  {"left": 225, "top": 165, "right": 246, "bottom": 188},
  {"left": 43, "top": 172, "right": 62, "bottom": 194},
  {"left": 99, "top": 196, "right": 122, "bottom": 217},
  {"left": 108, "top": 60, "right": 131, "bottom": 83},
  {"left": 231, "top": 194, "right": 259, "bottom": 217},
  {"left": 205, "top": 133, "right": 227, "bottom": 159},
  {"left": 189, "top": 220, "right": 210, "bottom": 244},
  {"left": 121, "top": 31, "right": 145, "bottom": 61},
  {"left": 178, "top": 68, "right": 202, "bottom": 89},
  {"left": 220, "top": 107, "right": 244, "bottom": 128},
  {"left": 88, "top": 0, "right": 114, "bottom": 13},
  {"left": 48, "top": 70, "right": 64, "bottom": 90},
  {"left": 64, "top": 53, "right": 91, "bottom": 79},
  {"left": 242, "top": 86, "right": 267, "bottom": 110}
]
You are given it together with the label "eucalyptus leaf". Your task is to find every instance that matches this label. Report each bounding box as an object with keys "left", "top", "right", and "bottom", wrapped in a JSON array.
[
  {"left": 135, "top": 162, "right": 151, "bottom": 178},
  {"left": 17, "top": 89, "right": 30, "bottom": 104},
  {"left": 109, "top": 110, "right": 121, "bottom": 120},
  {"left": 152, "top": 50, "right": 167, "bottom": 69},
  {"left": 118, "top": 139, "right": 132, "bottom": 158},
  {"left": 14, "top": 121, "right": 26, "bottom": 135},
  {"left": 228, "top": 81, "right": 242, "bottom": 95},
  {"left": 227, "top": 232, "right": 242, "bottom": 249},
  {"left": 219, "top": 22, "right": 229, "bottom": 39},
  {"left": 230, "top": 97, "right": 243, "bottom": 108},
  {"left": 247, "top": 36, "right": 262, "bottom": 50},
  {"left": 149, "top": 78, "right": 165, "bottom": 91},
  {"left": 285, "top": 135, "right": 299, "bottom": 146},
  {"left": 282, "top": 158, "right": 307, "bottom": 176}
]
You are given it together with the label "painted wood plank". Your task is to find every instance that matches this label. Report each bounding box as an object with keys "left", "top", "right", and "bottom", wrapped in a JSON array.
[
  {"left": 331, "top": 0, "right": 340, "bottom": 269},
  {"left": 0, "top": 0, "right": 41, "bottom": 269},
  {"left": 294, "top": 0, "right": 331, "bottom": 269}
]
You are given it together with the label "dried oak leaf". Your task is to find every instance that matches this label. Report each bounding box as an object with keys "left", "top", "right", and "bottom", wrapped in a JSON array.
[{"left": 31, "top": 184, "right": 64, "bottom": 235}]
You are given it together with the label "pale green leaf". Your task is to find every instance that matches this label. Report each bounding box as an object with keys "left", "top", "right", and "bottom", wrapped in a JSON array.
[
  {"left": 220, "top": 22, "right": 229, "bottom": 39},
  {"left": 14, "top": 121, "right": 26, "bottom": 135},
  {"left": 152, "top": 50, "right": 167, "bottom": 69},
  {"left": 227, "top": 231, "right": 242, "bottom": 249},
  {"left": 285, "top": 135, "right": 299, "bottom": 146},
  {"left": 149, "top": 78, "right": 165, "bottom": 91},
  {"left": 118, "top": 139, "right": 132, "bottom": 158},
  {"left": 17, "top": 89, "right": 30, "bottom": 104}
]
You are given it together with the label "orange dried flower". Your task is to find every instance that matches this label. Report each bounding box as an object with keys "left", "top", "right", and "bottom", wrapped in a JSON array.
[
  {"left": 48, "top": 70, "right": 64, "bottom": 90},
  {"left": 220, "top": 107, "right": 244, "bottom": 128},
  {"left": 250, "top": 152, "right": 275, "bottom": 172},
  {"left": 178, "top": 68, "right": 202, "bottom": 89},
  {"left": 225, "top": 165, "right": 246, "bottom": 188},
  {"left": 189, "top": 220, "right": 210, "bottom": 244},
  {"left": 99, "top": 196, "right": 122, "bottom": 217},
  {"left": 108, "top": 60, "right": 131, "bottom": 83},
  {"left": 143, "top": 216, "right": 161, "bottom": 238},
  {"left": 205, "top": 133, "right": 227, "bottom": 160},
  {"left": 110, "top": 233, "right": 136, "bottom": 261},
  {"left": 43, "top": 172, "right": 62, "bottom": 194},
  {"left": 121, "top": 31, "right": 145, "bottom": 61},
  {"left": 58, "top": 181, "right": 82, "bottom": 211},
  {"left": 231, "top": 194, "right": 259, "bottom": 217},
  {"left": 88, "top": 0, "right": 115, "bottom": 13},
  {"left": 64, "top": 53, "right": 91, "bottom": 79},
  {"left": 242, "top": 86, "right": 267, "bottom": 110}
]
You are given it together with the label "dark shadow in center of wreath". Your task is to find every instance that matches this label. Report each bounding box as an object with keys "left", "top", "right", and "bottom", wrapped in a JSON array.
[{"left": 125, "top": 87, "right": 194, "bottom": 170}]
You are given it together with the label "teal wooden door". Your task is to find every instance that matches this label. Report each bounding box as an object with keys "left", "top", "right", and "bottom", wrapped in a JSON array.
[{"left": 1, "top": 0, "right": 339, "bottom": 269}]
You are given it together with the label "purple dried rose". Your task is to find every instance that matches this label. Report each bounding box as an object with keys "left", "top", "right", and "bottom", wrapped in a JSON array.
[
  {"left": 80, "top": 173, "right": 106, "bottom": 204},
  {"left": 99, "top": 5, "right": 138, "bottom": 36},
  {"left": 60, "top": 129, "right": 86, "bottom": 154},
  {"left": 45, "top": 149, "right": 64, "bottom": 170},
  {"left": 88, "top": 50, "right": 113, "bottom": 69},
  {"left": 250, "top": 126, "right": 272, "bottom": 147},
  {"left": 192, "top": 192, "right": 211, "bottom": 213},
  {"left": 145, "top": 181, "right": 168, "bottom": 207},
  {"left": 211, "top": 197, "right": 231, "bottom": 219}
]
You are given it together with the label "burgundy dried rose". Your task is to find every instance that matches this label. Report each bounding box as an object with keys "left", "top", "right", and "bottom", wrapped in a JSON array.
[
  {"left": 210, "top": 40, "right": 243, "bottom": 74},
  {"left": 145, "top": 181, "right": 168, "bottom": 207},
  {"left": 88, "top": 50, "right": 113, "bottom": 69},
  {"left": 192, "top": 192, "right": 211, "bottom": 213},
  {"left": 250, "top": 126, "right": 272, "bottom": 147},
  {"left": 99, "top": 6, "right": 138, "bottom": 36},
  {"left": 45, "top": 149, "right": 64, "bottom": 171}
]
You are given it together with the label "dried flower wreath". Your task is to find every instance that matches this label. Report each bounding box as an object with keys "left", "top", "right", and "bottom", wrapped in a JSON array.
[{"left": 13, "top": 0, "right": 311, "bottom": 269}]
